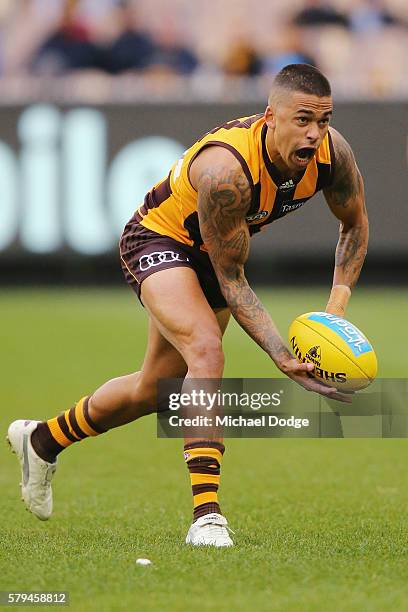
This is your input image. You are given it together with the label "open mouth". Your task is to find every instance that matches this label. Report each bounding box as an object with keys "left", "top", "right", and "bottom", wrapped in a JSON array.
[{"left": 294, "top": 147, "right": 316, "bottom": 165}]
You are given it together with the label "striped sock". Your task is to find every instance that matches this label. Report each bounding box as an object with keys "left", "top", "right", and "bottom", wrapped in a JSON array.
[
  {"left": 31, "top": 396, "right": 106, "bottom": 462},
  {"left": 184, "top": 441, "right": 225, "bottom": 521}
]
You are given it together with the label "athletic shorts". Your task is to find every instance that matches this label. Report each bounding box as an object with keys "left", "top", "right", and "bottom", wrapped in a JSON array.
[{"left": 119, "top": 218, "right": 227, "bottom": 310}]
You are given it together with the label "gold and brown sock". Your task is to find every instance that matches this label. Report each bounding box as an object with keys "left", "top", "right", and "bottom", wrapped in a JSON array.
[
  {"left": 31, "top": 396, "right": 106, "bottom": 462},
  {"left": 184, "top": 441, "right": 225, "bottom": 521}
]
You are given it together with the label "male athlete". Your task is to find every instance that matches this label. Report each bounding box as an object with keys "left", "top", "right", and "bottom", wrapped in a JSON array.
[{"left": 7, "top": 64, "right": 368, "bottom": 547}]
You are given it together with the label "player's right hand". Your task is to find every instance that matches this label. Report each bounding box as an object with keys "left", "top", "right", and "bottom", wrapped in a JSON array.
[{"left": 278, "top": 358, "right": 353, "bottom": 404}]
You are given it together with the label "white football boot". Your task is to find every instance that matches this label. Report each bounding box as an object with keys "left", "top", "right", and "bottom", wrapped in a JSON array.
[
  {"left": 186, "top": 513, "right": 234, "bottom": 547},
  {"left": 6, "top": 420, "right": 57, "bottom": 521}
]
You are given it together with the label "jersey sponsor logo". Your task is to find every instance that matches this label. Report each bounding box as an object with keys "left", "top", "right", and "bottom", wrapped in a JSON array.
[
  {"left": 139, "top": 250, "right": 189, "bottom": 271},
  {"left": 279, "top": 179, "right": 295, "bottom": 191},
  {"left": 307, "top": 312, "right": 373, "bottom": 356},
  {"left": 281, "top": 201, "right": 306, "bottom": 214},
  {"left": 246, "top": 210, "right": 268, "bottom": 222}
]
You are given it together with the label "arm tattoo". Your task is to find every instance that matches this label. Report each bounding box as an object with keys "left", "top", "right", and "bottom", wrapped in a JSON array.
[
  {"left": 328, "top": 132, "right": 362, "bottom": 209},
  {"left": 325, "top": 130, "right": 369, "bottom": 289},
  {"left": 334, "top": 222, "right": 367, "bottom": 288},
  {"left": 198, "top": 162, "right": 291, "bottom": 365}
]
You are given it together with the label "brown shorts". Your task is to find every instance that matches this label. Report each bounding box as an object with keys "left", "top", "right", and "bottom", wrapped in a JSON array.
[{"left": 119, "top": 219, "right": 227, "bottom": 310}]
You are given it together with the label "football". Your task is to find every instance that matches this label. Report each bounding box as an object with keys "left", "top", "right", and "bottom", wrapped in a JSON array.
[{"left": 288, "top": 311, "right": 378, "bottom": 391}]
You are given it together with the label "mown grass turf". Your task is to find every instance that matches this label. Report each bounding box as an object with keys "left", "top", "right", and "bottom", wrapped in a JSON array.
[{"left": 1, "top": 288, "right": 407, "bottom": 611}]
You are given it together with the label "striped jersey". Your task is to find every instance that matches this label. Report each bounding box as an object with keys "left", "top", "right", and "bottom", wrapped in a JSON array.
[{"left": 135, "top": 114, "right": 335, "bottom": 249}]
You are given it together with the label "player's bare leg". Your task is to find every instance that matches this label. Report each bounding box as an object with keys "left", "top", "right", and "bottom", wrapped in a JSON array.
[
  {"left": 85, "top": 301, "right": 229, "bottom": 429},
  {"left": 140, "top": 268, "right": 233, "bottom": 546},
  {"left": 86, "top": 318, "right": 189, "bottom": 429}
]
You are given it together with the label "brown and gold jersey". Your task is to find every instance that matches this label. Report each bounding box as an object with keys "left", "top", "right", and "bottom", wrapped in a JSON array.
[{"left": 135, "top": 114, "right": 335, "bottom": 249}]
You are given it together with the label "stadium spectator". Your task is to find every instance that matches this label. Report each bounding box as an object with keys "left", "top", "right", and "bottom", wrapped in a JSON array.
[
  {"left": 31, "top": 0, "right": 101, "bottom": 75},
  {"left": 100, "top": 0, "right": 156, "bottom": 74},
  {"left": 222, "top": 40, "right": 262, "bottom": 77},
  {"left": 350, "top": 0, "right": 406, "bottom": 32},
  {"left": 293, "top": 0, "right": 350, "bottom": 28},
  {"left": 261, "top": 25, "right": 318, "bottom": 75},
  {"left": 146, "top": 20, "right": 198, "bottom": 76}
]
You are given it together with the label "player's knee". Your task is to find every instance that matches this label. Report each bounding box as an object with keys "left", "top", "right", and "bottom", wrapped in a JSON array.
[{"left": 186, "top": 334, "right": 224, "bottom": 375}]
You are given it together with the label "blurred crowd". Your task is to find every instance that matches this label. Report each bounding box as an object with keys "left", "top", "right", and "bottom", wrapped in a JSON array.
[{"left": 0, "top": 0, "right": 406, "bottom": 97}]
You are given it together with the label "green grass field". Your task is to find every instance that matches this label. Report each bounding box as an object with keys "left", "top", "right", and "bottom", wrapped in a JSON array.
[{"left": 1, "top": 287, "right": 408, "bottom": 611}]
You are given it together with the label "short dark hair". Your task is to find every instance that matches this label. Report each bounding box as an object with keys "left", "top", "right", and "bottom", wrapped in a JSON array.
[{"left": 273, "top": 64, "right": 331, "bottom": 97}]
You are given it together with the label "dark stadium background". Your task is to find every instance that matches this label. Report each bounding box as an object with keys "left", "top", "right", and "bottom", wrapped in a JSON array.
[{"left": 1, "top": 102, "right": 407, "bottom": 286}]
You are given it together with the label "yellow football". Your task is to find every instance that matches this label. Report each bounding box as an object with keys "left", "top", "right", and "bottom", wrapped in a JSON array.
[{"left": 288, "top": 312, "right": 378, "bottom": 391}]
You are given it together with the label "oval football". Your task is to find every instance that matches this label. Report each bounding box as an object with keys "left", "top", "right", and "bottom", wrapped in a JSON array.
[{"left": 288, "top": 311, "right": 378, "bottom": 391}]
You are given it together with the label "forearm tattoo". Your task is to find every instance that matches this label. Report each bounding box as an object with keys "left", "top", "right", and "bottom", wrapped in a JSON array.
[
  {"left": 335, "top": 222, "right": 367, "bottom": 288},
  {"left": 198, "top": 163, "right": 291, "bottom": 364}
]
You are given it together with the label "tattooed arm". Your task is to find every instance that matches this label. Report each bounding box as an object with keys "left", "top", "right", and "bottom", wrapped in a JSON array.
[
  {"left": 193, "top": 147, "right": 289, "bottom": 367},
  {"left": 191, "top": 146, "right": 351, "bottom": 402},
  {"left": 323, "top": 129, "right": 369, "bottom": 316}
]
